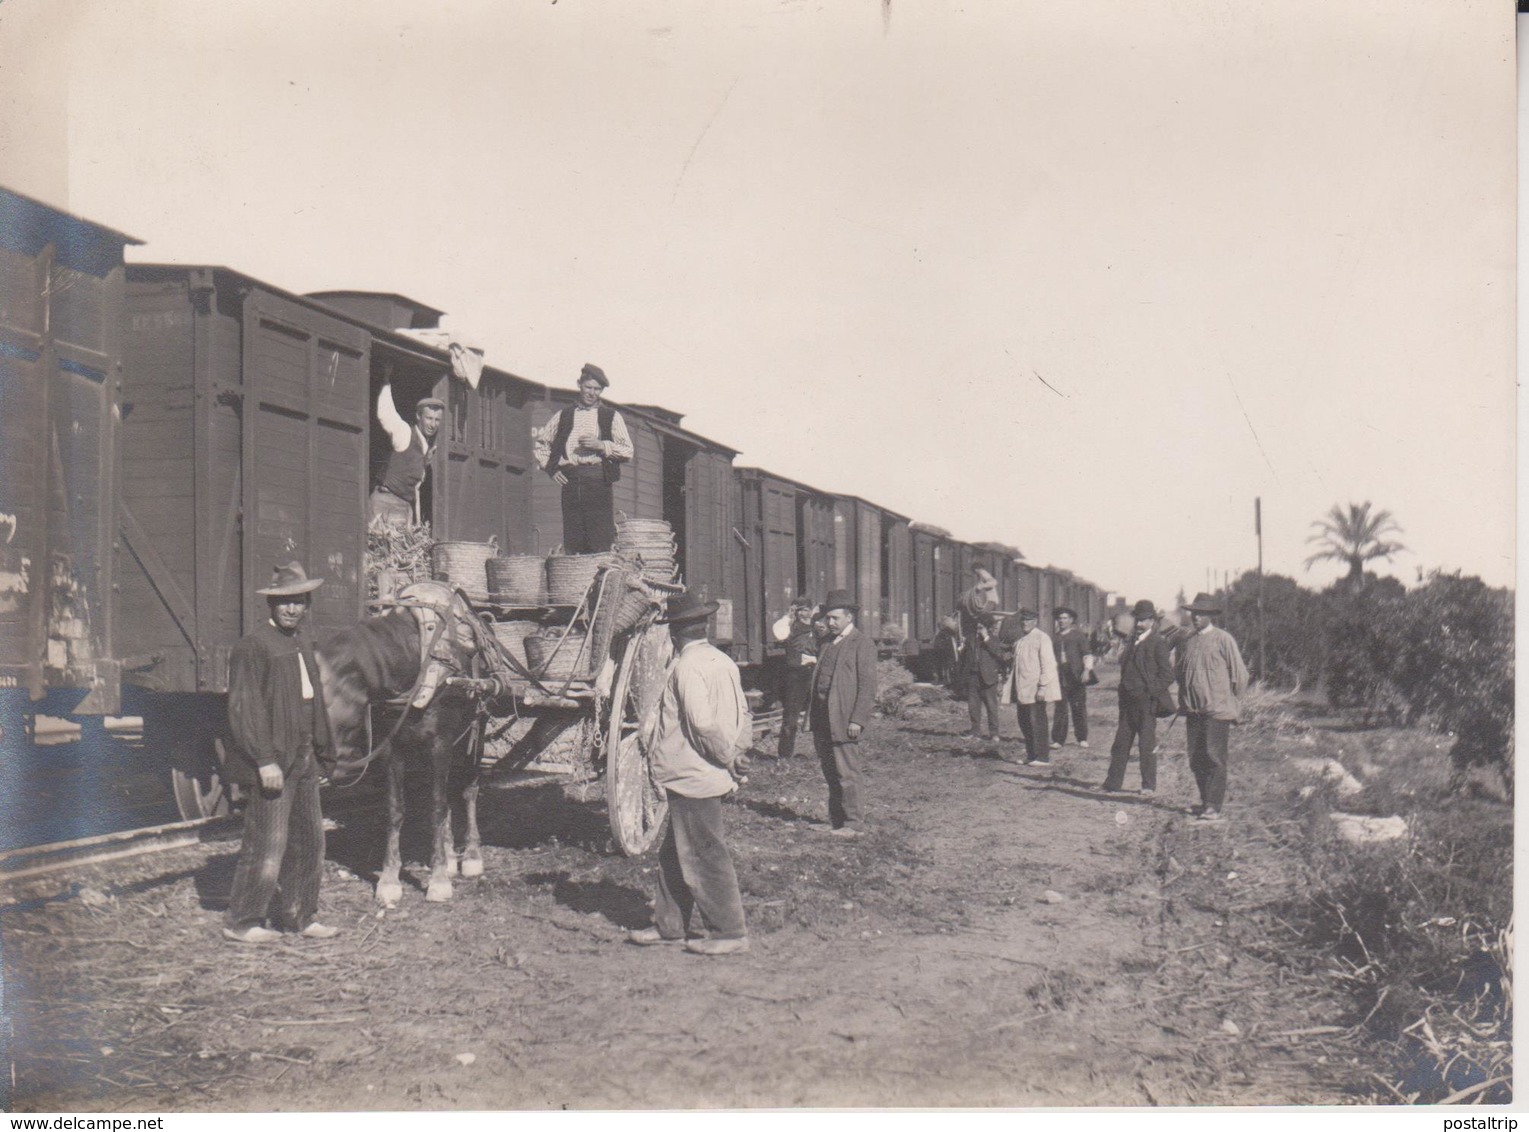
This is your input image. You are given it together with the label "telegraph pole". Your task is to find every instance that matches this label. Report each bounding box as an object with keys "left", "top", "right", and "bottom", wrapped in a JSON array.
[{"left": 1255, "top": 497, "right": 1266, "bottom": 683}]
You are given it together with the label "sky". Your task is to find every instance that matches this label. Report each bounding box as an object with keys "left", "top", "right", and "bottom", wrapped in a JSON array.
[{"left": 0, "top": 0, "right": 1515, "bottom": 608}]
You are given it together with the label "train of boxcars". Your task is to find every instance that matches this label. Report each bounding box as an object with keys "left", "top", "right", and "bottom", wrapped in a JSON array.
[{"left": 0, "top": 186, "right": 1121, "bottom": 822}]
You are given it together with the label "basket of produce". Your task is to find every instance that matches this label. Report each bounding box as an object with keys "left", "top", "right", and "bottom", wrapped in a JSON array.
[
  {"left": 490, "top": 619, "right": 540, "bottom": 669},
  {"left": 486, "top": 555, "right": 546, "bottom": 605},
  {"left": 431, "top": 539, "right": 497, "bottom": 598},
  {"left": 525, "top": 626, "right": 594, "bottom": 682},
  {"left": 545, "top": 552, "right": 617, "bottom": 605},
  {"left": 609, "top": 570, "right": 662, "bottom": 635}
]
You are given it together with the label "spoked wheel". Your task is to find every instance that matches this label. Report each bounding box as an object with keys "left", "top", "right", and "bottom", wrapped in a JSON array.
[
  {"left": 170, "top": 735, "right": 240, "bottom": 820},
  {"left": 605, "top": 619, "right": 673, "bottom": 855}
]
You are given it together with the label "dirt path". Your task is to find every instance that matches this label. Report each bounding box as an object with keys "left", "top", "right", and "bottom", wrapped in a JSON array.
[{"left": 4, "top": 675, "right": 1367, "bottom": 1110}]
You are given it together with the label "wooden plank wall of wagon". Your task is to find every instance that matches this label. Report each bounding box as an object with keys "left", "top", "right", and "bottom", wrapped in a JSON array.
[
  {"left": 682, "top": 449, "right": 733, "bottom": 610},
  {"left": 797, "top": 493, "right": 834, "bottom": 610},
  {"left": 758, "top": 475, "right": 799, "bottom": 650},
  {"left": 853, "top": 502, "right": 882, "bottom": 639},
  {"left": 830, "top": 497, "right": 856, "bottom": 601},
  {"left": 612, "top": 415, "right": 664, "bottom": 524},
  {"left": 440, "top": 373, "right": 534, "bottom": 550},
  {"left": 910, "top": 531, "right": 935, "bottom": 644},
  {"left": 933, "top": 535, "right": 956, "bottom": 630},
  {"left": 883, "top": 517, "right": 912, "bottom": 645},
  {"left": 0, "top": 244, "right": 48, "bottom": 683},
  {"left": 120, "top": 279, "right": 200, "bottom": 690},
  {"left": 731, "top": 472, "right": 763, "bottom": 664},
  {"left": 241, "top": 289, "right": 368, "bottom": 647},
  {"left": 527, "top": 400, "right": 564, "bottom": 555}
]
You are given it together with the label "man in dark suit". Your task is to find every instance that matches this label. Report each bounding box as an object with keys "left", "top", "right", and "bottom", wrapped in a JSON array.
[
  {"left": 223, "top": 562, "right": 339, "bottom": 944},
  {"left": 1100, "top": 599, "right": 1175, "bottom": 796},
  {"left": 810, "top": 589, "right": 879, "bottom": 837},
  {"left": 1050, "top": 606, "right": 1092, "bottom": 749}
]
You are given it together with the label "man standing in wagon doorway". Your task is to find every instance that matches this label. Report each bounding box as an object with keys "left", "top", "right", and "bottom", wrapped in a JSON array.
[
  {"left": 371, "top": 378, "right": 444, "bottom": 527},
  {"left": 533, "top": 363, "right": 635, "bottom": 554}
]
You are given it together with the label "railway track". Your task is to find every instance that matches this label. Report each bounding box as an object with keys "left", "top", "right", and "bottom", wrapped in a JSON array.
[{"left": 0, "top": 815, "right": 233, "bottom": 887}]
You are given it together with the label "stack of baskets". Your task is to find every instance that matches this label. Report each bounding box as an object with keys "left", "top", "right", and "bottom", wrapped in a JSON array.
[
  {"left": 546, "top": 552, "right": 617, "bottom": 605},
  {"left": 486, "top": 554, "right": 546, "bottom": 605},
  {"left": 431, "top": 540, "right": 497, "bottom": 600},
  {"left": 615, "top": 517, "right": 678, "bottom": 584}
]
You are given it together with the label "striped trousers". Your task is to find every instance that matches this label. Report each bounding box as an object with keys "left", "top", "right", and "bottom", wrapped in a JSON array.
[{"left": 225, "top": 764, "right": 325, "bottom": 932}]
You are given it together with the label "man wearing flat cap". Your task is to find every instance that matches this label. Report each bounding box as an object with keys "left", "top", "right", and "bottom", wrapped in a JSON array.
[
  {"left": 1175, "top": 593, "right": 1249, "bottom": 823},
  {"left": 1101, "top": 599, "right": 1176, "bottom": 796},
  {"left": 1004, "top": 608, "right": 1060, "bottom": 765},
  {"left": 533, "top": 363, "right": 635, "bottom": 554},
  {"left": 222, "top": 563, "right": 339, "bottom": 943},
  {"left": 372, "top": 378, "right": 444, "bottom": 527},
  {"left": 809, "top": 590, "right": 879, "bottom": 837},
  {"left": 629, "top": 591, "right": 753, "bottom": 956}
]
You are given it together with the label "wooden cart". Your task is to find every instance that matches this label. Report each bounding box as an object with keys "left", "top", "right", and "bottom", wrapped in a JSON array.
[{"left": 467, "top": 562, "right": 677, "bottom": 856}]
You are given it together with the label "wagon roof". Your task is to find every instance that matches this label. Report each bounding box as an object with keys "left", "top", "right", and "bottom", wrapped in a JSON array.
[
  {"left": 1, "top": 185, "right": 143, "bottom": 261},
  {"left": 733, "top": 465, "right": 839, "bottom": 500},
  {"left": 829, "top": 493, "right": 911, "bottom": 524},
  {"left": 126, "top": 263, "right": 549, "bottom": 395}
]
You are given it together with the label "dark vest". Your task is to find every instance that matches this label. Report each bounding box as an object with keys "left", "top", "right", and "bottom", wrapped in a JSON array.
[
  {"left": 783, "top": 621, "right": 818, "bottom": 667},
  {"left": 379, "top": 429, "right": 431, "bottom": 498},
  {"left": 550, "top": 404, "right": 621, "bottom": 483}
]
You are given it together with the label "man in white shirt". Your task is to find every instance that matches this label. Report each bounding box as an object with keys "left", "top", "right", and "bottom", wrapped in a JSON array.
[
  {"left": 628, "top": 591, "right": 752, "bottom": 956},
  {"left": 1005, "top": 608, "right": 1061, "bottom": 766},
  {"left": 371, "top": 381, "right": 444, "bottom": 527},
  {"left": 532, "top": 364, "right": 635, "bottom": 554},
  {"left": 769, "top": 595, "right": 820, "bottom": 758}
]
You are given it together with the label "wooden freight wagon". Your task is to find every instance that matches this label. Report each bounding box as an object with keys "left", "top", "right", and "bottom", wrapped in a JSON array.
[
  {"left": 121, "top": 266, "right": 382, "bottom": 814},
  {"left": 0, "top": 188, "right": 139, "bottom": 720},
  {"left": 909, "top": 522, "right": 956, "bottom": 649},
  {"left": 883, "top": 510, "right": 913, "bottom": 652}
]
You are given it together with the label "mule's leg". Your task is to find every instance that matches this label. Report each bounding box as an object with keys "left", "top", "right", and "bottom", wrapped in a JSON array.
[
  {"left": 425, "top": 733, "right": 455, "bottom": 902},
  {"left": 460, "top": 764, "right": 484, "bottom": 878},
  {"left": 376, "top": 753, "right": 406, "bottom": 907}
]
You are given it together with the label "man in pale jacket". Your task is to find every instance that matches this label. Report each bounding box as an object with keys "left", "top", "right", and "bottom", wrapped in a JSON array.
[
  {"left": 1006, "top": 608, "right": 1061, "bottom": 766},
  {"left": 628, "top": 591, "right": 752, "bottom": 955},
  {"left": 1175, "top": 592, "right": 1249, "bottom": 823}
]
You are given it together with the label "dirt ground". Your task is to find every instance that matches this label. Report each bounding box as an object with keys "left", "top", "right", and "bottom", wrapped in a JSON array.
[{"left": 2, "top": 668, "right": 1475, "bottom": 1111}]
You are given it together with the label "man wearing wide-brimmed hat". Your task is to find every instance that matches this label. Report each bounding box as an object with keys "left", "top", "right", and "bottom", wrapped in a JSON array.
[
  {"left": 372, "top": 378, "right": 445, "bottom": 527},
  {"left": 1175, "top": 592, "right": 1249, "bottom": 823},
  {"left": 1100, "top": 598, "right": 1176, "bottom": 797},
  {"left": 628, "top": 591, "right": 753, "bottom": 956},
  {"left": 532, "top": 363, "right": 634, "bottom": 554},
  {"left": 222, "top": 562, "right": 339, "bottom": 944},
  {"left": 809, "top": 590, "right": 879, "bottom": 837}
]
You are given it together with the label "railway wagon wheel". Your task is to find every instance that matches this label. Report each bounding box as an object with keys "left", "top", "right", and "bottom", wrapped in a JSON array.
[
  {"left": 605, "top": 619, "right": 673, "bottom": 856},
  {"left": 150, "top": 696, "right": 240, "bottom": 821}
]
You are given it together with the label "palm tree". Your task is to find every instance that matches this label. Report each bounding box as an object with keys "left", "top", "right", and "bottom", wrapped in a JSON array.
[{"left": 1304, "top": 502, "right": 1406, "bottom": 588}]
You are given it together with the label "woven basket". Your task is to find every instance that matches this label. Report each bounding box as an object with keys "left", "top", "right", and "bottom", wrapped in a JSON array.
[
  {"left": 610, "top": 573, "right": 660, "bottom": 635},
  {"left": 546, "top": 553, "right": 616, "bottom": 605},
  {"left": 486, "top": 555, "right": 546, "bottom": 604},
  {"left": 490, "top": 619, "right": 539, "bottom": 668},
  {"left": 432, "top": 540, "right": 497, "bottom": 596},
  {"left": 525, "top": 627, "right": 594, "bottom": 681},
  {"left": 615, "top": 518, "right": 674, "bottom": 539}
]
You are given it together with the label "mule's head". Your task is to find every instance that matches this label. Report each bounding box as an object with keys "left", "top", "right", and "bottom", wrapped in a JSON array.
[{"left": 396, "top": 580, "right": 484, "bottom": 709}]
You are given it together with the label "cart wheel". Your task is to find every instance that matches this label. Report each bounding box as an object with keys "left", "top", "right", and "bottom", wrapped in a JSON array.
[
  {"left": 605, "top": 620, "right": 673, "bottom": 855},
  {"left": 170, "top": 735, "right": 239, "bottom": 821}
]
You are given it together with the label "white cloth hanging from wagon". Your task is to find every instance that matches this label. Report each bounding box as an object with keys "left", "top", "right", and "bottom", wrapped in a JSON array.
[{"left": 396, "top": 328, "right": 486, "bottom": 390}]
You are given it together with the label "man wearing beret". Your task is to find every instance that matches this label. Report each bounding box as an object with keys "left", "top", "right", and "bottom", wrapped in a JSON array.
[
  {"left": 222, "top": 563, "right": 339, "bottom": 944},
  {"left": 371, "top": 379, "right": 444, "bottom": 527},
  {"left": 809, "top": 590, "right": 879, "bottom": 837},
  {"left": 1101, "top": 599, "right": 1176, "bottom": 796},
  {"left": 1176, "top": 592, "right": 1249, "bottom": 823},
  {"left": 533, "top": 363, "right": 635, "bottom": 554},
  {"left": 628, "top": 591, "right": 752, "bottom": 956}
]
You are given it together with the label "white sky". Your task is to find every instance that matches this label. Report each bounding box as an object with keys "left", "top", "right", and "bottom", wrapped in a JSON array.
[{"left": 0, "top": 0, "right": 1515, "bottom": 606}]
